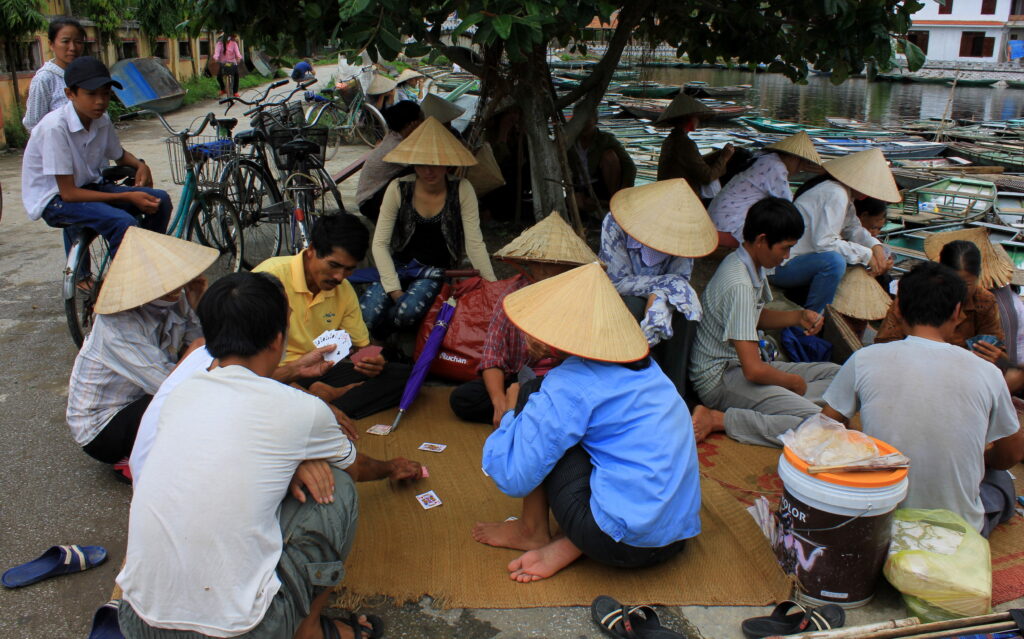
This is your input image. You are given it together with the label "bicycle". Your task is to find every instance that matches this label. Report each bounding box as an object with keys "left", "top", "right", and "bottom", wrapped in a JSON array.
[
  {"left": 219, "top": 82, "right": 345, "bottom": 267},
  {"left": 63, "top": 111, "right": 244, "bottom": 347},
  {"left": 303, "top": 74, "right": 388, "bottom": 158}
]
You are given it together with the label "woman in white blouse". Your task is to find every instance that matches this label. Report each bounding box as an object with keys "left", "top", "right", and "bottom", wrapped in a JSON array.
[
  {"left": 361, "top": 117, "right": 496, "bottom": 335},
  {"left": 771, "top": 148, "right": 900, "bottom": 313},
  {"left": 22, "top": 18, "right": 85, "bottom": 133}
]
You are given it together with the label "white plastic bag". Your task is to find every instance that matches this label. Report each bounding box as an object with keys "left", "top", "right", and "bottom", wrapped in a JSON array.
[{"left": 778, "top": 413, "right": 879, "bottom": 466}]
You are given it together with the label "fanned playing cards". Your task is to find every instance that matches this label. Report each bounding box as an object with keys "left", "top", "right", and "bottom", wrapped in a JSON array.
[{"left": 313, "top": 329, "right": 352, "bottom": 364}]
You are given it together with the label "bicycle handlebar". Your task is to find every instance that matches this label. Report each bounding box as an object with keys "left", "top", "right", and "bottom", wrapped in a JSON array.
[
  {"left": 242, "top": 79, "right": 316, "bottom": 118},
  {"left": 131, "top": 109, "right": 218, "bottom": 139},
  {"left": 220, "top": 78, "right": 289, "bottom": 113}
]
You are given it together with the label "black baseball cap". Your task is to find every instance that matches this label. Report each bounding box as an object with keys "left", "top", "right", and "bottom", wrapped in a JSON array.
[{"left": 65, "top": 56, "right": 123, "bottom": 90}]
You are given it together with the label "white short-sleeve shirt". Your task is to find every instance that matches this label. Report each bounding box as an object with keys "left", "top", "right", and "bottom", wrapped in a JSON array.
[{"left": 21, "top": 101, "right": 123, "bottom": 220}]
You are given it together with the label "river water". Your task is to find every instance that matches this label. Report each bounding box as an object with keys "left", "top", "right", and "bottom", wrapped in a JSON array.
[{"left": 639, "top": 67, "right": 1024, "bottom": 126}]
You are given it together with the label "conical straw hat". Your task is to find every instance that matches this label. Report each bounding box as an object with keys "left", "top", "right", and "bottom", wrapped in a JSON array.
[
  {"left": 503, "top": 262, "right": 649, "bottom": 362},
  {"left": 654, "top": 94, "right": 714, "bottom": 126},
  {"left": 494, "top": 213, "right": 598, "bottom": 266},
  {"left": 95, "top": 227, "right": 218, "bottom": 315},
  {"left": 765, "top": 131, "right": 823, "bottom": 166},
  {"left": 823, "top": 148, "right": 901, "bottom": 203},
  {"left": 464, "top": 141, "right": 505, "bottom": 196},
  {"left": 832, "top": 266, "right": 892, "bottom": 320},
  {"left": 923, "top": 226, "right": 1016, "bottom": 289},
  {"left": 383, "top": 116, "right": 477, "bottom": 167},
  {"left": 420, "top": 93, "right": 465, "bottom": 124},
  {"left": 609, "top": 178, "right": 717, "bottom": 258},
  {"left": 395, "top": 68, "right": 423, "bottom": 84},
  {"left": 367, "top": 74, "right": 397, "bottom": 95}
]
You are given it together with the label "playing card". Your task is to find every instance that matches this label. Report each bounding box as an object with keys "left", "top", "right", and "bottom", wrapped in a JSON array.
[
  {"left": 418, "top": 442, "right": 447, "bottom": 452},
  {"left": 416, "top": 490, "right": 442, "bottom": 509},
  {"left": 314, "top": 329, "right": 352, "bottom": 364},
  {"left": 421, "top": 466, "right": 429, "bottom": 478},
  {"left": 366, "top": 424, "right": 393, "bottom": 435}
]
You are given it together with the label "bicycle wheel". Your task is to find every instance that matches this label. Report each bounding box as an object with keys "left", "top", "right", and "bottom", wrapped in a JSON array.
[
  {"left": 64, "top": 230, "right": 111, "bottom": 348},
  {"left": 307, "top": 156, "right": 346, "bottom": 216},
  {"left": 309, "top": 103, "right": 346, "bottom": 161},
  {"left": 221, "top": 158, "right": 284, "bottom": 270},
  {"left": 282, "top": 173, "right": 315, "bottom": 255},
  {"left": 355, "top": 103, "right": 387, "bottom": 147},
  {"left": 187, "top": 192, "right": 244, "bottom": 281}
]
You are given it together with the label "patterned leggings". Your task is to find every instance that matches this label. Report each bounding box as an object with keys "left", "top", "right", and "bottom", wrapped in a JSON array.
[{"left": 359, "top": 278, "right": 441, "bottom": 336}]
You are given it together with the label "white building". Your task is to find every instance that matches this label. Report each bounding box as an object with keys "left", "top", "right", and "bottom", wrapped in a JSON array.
[{"left": 905, "top": 0, "right": 1016, "bottom": 62}]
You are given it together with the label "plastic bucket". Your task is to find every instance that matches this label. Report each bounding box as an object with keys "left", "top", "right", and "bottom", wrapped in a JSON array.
[{"left": 774, "top": 439, "right": 908, "bottom": 609}]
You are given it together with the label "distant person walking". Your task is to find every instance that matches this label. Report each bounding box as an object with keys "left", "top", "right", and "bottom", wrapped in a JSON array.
[
  {"left": 213, "top": 33, "right": 243, "bottom": 97},
  {"left": 22, "top": 17, "right": 86, "bottom": 133}
]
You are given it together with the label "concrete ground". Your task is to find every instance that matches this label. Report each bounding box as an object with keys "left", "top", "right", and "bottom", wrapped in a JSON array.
[{"left": 0, "top": 64, "right": 1018, "bottom": 638}]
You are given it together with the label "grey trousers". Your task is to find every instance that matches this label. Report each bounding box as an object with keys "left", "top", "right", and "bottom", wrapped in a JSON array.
[
  {"left": 701, "top": 361, "right": 840, "bottom": 447},
  {"left": 118, "top": 467, "right": 359, "bottom": 638}
]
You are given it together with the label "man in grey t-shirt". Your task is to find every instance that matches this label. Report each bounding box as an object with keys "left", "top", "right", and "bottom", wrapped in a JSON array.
[{"left": 823, "top": 262, "right": 1024, "bottom": 536}]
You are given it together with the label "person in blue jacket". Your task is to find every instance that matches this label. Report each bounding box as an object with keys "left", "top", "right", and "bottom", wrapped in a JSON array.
[
  {"left": 291, "top": 59, "right": 315, "bottom": 82},
  {"left": 474, "top": 262, "right": 702, "bottom": 582}
]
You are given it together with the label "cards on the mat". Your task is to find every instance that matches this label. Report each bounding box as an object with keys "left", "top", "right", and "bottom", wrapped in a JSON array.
[
  {"left": 416, "top": 490, "right": 442, "bottom": 509},
  {"left": 421, "top": 466, "right": 429, "bottom": 478},
  {"left": 313, "top": 329, "right": 352, "bottom": 364},
  {"left": 418, "top": 442, "right": 447, "bottom": 452},
  {"left": 367, "top": 424, "right": 393, "bottom": 436}
]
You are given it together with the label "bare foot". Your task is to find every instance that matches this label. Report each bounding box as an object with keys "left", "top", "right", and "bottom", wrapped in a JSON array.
[
  {"left": 507, "top": 536, "right": 583, "bottom": 583},
  {"left": 472, "top": 519, "right": 550, "bottom": 551},
  {"left": 692, "top": 405, "right": 725, "bottom": 443}
]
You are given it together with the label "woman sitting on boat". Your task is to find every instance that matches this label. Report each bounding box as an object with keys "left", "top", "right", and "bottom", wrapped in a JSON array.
[
  {"left": 707, "top": 131, "right": 822, "bottom": 248},
  {"left": 22, "top": 17, "right": 85, "bottom": 133},
  {"left": 362, "top": 117, "right": 496, "bottom": 336},
  {"left": 655, "top": 94, "right": 734, "bottom": 204},
  {"left": 598, "top": 179, "right": 718, "bottom": 398},
  {"left": 875, "top": 239, "right": 1004, "bottom": 358},
  {"left": 770, "top": 148, "right": 899, "bottom": 314}
]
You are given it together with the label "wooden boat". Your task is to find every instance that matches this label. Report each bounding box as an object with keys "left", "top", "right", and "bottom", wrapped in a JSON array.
[
  {"left": 892, "top": 177, "right": 996, "bottom": 225},
  {"left": 250, "top": 50, "right": 277, "bottom": 78},
  {"left": 892, "top": 157, "right": 972, "bottom": 169},
  {"left": 1007, "top": 80, "right": 1024, "bottom": 90},
  {"left": 109, "top": 58, "right": 185, "bottom": 113},
  {"left": 682, "top": 82, "right": 751, "bottom": 98},
  {"left": 825, "top": 117, "right": 877, "bottom": 130},
  {"left": 614, "top": 97, "right": 753, "bottom": 122},
  {"left": 946, "top": 142, "right": 1024, "bottom": 172},
  {"left": 620, "top": 83, "right": 679, "bottom": 98},
  {"left": 996, "top": 192, "right": 1024, "bottom": 227},
  {"left": 909, "top": 75, "right": 955, "bottom": 85},
  {"left": 739, "top": 116, "right": 902, "bottom": 138},
  {"left": 875, "top": 73, "right": 910, "bottom": 82},
  {"left": 884, "top": 221, "right": 1024, "bottom": 274},
  {"left": 950, "top": 78, "right": 998, "bottom": 88}
]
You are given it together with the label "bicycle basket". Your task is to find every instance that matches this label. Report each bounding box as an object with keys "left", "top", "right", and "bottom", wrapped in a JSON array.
[
  {"left": 265, "top": 127, "right": 328, "bottom": 171},
  {"left": 252, "top": 101, "right": 306, "bottom": 131},
  {"left": 164, "top": 136, "right": 238, "bottom": 187}
]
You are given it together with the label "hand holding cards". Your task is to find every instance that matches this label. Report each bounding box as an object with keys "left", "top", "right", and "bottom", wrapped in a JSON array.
[{"left": 313, "top": 329, "right": 352, "bottom": 364}]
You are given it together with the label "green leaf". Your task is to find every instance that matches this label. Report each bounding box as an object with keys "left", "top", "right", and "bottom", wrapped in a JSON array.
[
  {"left": 404, "top": 41, "right": 432, "bottom": 58},
  {"left": 452, "top": 12, "right": 484, "bottom": 38},
  {"left": 379, "top": 28, "right": 404, "bottom": 53},
  {"left": 339, "top": 0, "right": 371, "bottom": 20},
  {"left": 493, "top": 14, "right": 513, "bottom": 39},
  {"left": 304, "top": 2, "right": 322, "bottom": 19},
  {"left": 903, "top": 38, "right": 927, "bottom": 71}
]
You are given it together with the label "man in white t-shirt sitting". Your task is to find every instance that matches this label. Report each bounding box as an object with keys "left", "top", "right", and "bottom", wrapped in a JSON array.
[
  {"left": 116, "top": 272, "right": 423, "bottom": 639},
  {"left": 822, "top": 261, "right": 1024, "bottom": 537}
]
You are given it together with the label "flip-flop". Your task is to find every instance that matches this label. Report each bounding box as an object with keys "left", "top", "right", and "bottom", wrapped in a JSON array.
[
  {"left": 2, "top": 545, "right": 108, "bottom": 588},
  {"left": 321, "top": 613, "right": 384, "bottom": 639},
  {"left": 741, "top": 600, "right": 845, "bottom": 639},
  {"left": 88, "top": 600, "right": 124, "bottom": 639},
  {"left": 592, "top": 595, "right": 686, "bottom": 638}
]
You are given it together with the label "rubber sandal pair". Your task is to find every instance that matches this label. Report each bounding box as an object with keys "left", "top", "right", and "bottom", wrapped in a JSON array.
[
  {"left": 88, "top": 600, "right": 124, "bottom": 639},
  {"left": 2, "top": 544, "right": 108, "bottom": 588},
  {"left": 592, "top": 595, "right": 686, "bottom": 638},
  {"left": 741, "top": 600, "right": 845, "bottom": 639},
  {"left": 321, "top": 613, "right": 384, "bottom": 639}
]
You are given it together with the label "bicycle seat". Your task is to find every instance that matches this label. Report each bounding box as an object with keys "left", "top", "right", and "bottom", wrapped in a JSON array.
[
  {"left": 101, "top": 165, "right": 136, "bottom": 182},
  {"left": 278, "top": 139, "right": 321, "bottom": 157},
  {"left": 233, "top": 129, "right": 263, "bottom": 145},
  {"left": 215, "top": 117, "right": 239, "bottom": 131}
]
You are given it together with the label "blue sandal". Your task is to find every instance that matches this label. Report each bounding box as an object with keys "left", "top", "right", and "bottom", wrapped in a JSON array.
[
  {"left": 2, "top": 545, "right": 108, "bottom": 588},
  {"left": 88, "top": 600, "right": 124, "bottom": 639}
]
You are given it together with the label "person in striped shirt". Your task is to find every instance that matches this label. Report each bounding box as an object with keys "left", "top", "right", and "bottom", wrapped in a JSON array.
[{"left": 689, "top": 197, "right": 840, "bottom": 446}]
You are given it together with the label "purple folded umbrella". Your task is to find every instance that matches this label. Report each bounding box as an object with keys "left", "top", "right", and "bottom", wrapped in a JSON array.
[{"left": 390, "top": 297, "right": 457, "bottom": 431}]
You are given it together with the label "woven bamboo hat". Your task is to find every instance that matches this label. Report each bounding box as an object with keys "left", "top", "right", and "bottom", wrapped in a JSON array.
[
  {"left": 609, "top": 178, "right": 717, "bottom": 257},
  {"left": 823, "top": 148, "right": 901, "bottom": 203},
  {"left": 420, "top": 93, "right": 465, "bottom": 124},
  {"left": 367, "top": 74, "right": 397, "bottom": 96},
  {"left": 503, "top": 262, "right": 649, "bottom": 362},
  {"left": 95, "top": 227, "right": 218, "bottom": 315},
  {"left": 383, "top": 116, "right": 477, "bottom": 167},
  {"left": 395, "top": 68, "right": 424, "bottom": 84},
  {"left": 654, "top": 94, "right": 714, "bottom": 126},
  {"left": 923, "top": 226, "right": 1016, "bottom": 289},
  {"left": 765, "top": 131, "right": 823, "bottom": 166},
  {"left": 494, "top": 213, "right": 598, "bottom": 265},
  {"left": 832, "top": 266, "right": 892, "bottom": 320}
]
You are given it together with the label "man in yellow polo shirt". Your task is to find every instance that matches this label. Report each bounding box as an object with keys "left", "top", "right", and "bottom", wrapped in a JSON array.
[{"left": 254, "top": 214, "right": 410, "bottom": 419}]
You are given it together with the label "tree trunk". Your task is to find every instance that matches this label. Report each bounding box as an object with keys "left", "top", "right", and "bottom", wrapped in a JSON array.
[{"left": 7, "top": 41, "right": 22, "bottom": 115}]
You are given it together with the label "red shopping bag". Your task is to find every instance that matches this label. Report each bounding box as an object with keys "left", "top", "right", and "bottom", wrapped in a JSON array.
[{"left": 414, "top": 275, "right": 525, "bottom": 381}]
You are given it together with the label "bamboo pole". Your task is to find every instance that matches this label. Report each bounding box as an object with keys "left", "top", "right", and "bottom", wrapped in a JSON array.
[
  {"left": 777, "top": 612, "right": 1016, "bottom": 639},
  {"left": 934, "top": 74, "right": 960, "bottom": 144},
  {"left": 768, "top": 617, "right": 920, "bottom": 639},
  {"left": 900, "top": 620, "right": 1016, "bottom": 639}
]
